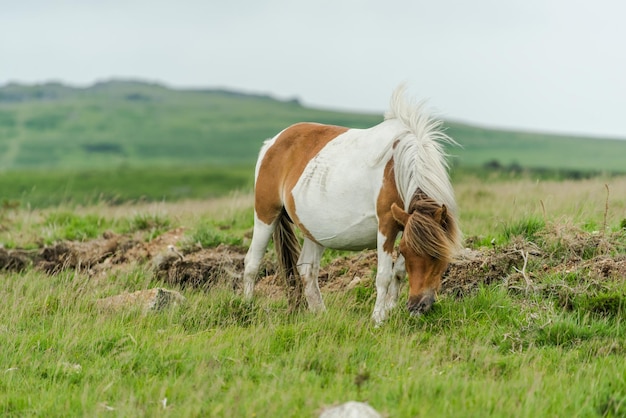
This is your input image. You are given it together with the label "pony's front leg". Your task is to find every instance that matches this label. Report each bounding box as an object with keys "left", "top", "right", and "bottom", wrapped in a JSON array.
[
  {"left": 243, "top": 215, "right": 276, "bottom": 300},
  {"left": 385, "top": 254, "right": 405, "bottom": 310},
  {"left": 372, "top": 233, "right": 395, "bottom": 325},
  {"left": 298, "top": 238, "right": 326, "bottom": 312}
]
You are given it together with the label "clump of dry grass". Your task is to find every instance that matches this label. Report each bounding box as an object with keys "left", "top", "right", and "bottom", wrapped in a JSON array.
[{"left": 537, "top": 220, "right": 621, "bottom": 264}]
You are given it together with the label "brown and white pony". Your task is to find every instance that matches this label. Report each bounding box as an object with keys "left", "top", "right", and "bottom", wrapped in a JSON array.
[{"left": 243, "top": 86, "right": 462, "bottom": 324}]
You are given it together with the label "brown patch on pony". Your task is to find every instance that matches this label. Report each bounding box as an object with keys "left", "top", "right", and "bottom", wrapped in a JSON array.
[
  {"left": 254, "top": 123, "right": 349, "bottom": 229},
  {"left": 376, "top": 159, "right": 404, "bottom": 254}
]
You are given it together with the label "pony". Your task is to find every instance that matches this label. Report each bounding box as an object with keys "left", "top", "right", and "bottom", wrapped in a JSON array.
[{"left": 243, "top": 85, "right": 462, "bottom": 324}]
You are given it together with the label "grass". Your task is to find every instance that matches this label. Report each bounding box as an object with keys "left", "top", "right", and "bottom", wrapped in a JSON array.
[
  {"left": 2, "top": 272, "right": 626, "bottom": 416},
  {"left": 455, "top": 175, "right": 626, "bottom": 241},
  {"left": 2, "top": 175, "right": 626, "bottom": 416},
  {"left": 0, "top": 165, "right": 254, "bottom": 208},
  {"left": 41, "top": 212, "right": 113, "bottom": 242},
  {"left": 183, "top": 221, "right": 246, "bottom": 249}
]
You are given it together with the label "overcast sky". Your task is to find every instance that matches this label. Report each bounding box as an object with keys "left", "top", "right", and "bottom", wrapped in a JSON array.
[{"left": 2, "top": 0, "right": 625, "bottom": 139}]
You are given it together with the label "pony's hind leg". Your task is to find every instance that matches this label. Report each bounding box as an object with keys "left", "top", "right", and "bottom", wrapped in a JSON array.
[
  {"left": 243, "top": 214, "right": 276, "bottom": 300},
  {"left": 298, "top": 238, "right": 326, "bottom": 312}
]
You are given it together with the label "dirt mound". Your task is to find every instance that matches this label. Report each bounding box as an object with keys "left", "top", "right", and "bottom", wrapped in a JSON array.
[
  {"left": 319, "top": 252, "right": 378, "bottom": 291},
  {"left": 441, "top": 239, "right": 539, "bottom": 296},
  {"left": 584, "top": 255, "right": 626, "bottom": 279},
  {"left": 154, "top": 244, "right": 247, "bottom": 290},
  {"left": 0, "top": 228, "right": 185, "bottom": 276},
  {"left": 3, "top": 224, "right": 624, "bottom": 301},
  {"left": 248, "top": 251, "right": 378, "bottom": 301},
  {"left": 37, "top": 233, "right": 141, "bottom": 274},
  {"left": 0, "top": 247, "right": 34, "bottom": 272}
]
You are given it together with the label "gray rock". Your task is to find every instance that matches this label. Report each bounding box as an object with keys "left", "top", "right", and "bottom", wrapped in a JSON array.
[
  {"left": 319, "top": 401, "right": 382, "bottom": 418},
  {"left": 95, "top": 288, "right": 185, "bottom": 313}
]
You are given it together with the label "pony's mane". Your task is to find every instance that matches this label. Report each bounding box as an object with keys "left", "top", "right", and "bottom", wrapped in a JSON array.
[
  {"left": 385, "top": 85, "right": 462, "bottom": 256},
  {"left": 384, "top": 85, "right": 458, "bottom": 215},
  {"left": 405, "top": 190, "right": 461, "bottom": 262}
]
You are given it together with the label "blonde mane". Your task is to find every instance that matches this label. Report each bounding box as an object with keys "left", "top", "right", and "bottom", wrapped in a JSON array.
[
  {"left": 385, "top": 85, "right": 462, "bottom": 255},
  {"left": 385, "top": 85, "right": 458, "bottom": 214}
]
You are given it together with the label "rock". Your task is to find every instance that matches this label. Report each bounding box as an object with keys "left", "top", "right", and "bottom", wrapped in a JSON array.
[
  {"left": 95, "top": 288, "right": 185, "bottom": 313},
  {"left": 319, "top": 401, "right": 382, "bottom": 418},
  {"left": 346, "top": 276, "right": 362, "bottom": 290}
]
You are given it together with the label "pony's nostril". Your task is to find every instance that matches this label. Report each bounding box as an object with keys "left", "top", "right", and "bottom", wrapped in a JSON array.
[
  {"left": 418, "top": 294, "right": 435, "bottom": 312},
  {"left": 407, "top": 293, "right": 435, "bottom": 315}
]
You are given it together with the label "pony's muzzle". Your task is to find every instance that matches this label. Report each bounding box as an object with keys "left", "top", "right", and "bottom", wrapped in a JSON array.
[{"left": 408, "top": 292, "right": 435, "bottom": 316}]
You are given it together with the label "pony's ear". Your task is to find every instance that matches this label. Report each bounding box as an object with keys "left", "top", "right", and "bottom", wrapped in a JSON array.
[
  {"left": 434, "top": 205, "right": 448, "bottom": 226},
  {"left": 391, "top": 203, "right": 409, "bottom": 227}
]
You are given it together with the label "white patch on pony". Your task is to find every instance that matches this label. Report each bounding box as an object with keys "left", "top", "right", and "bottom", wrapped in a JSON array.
[
  {"left": 291, "top": 123, "right": 400, "bottom": 251},
  {"left": 254, "top": 134, "right": 280, "bottom": 182}
]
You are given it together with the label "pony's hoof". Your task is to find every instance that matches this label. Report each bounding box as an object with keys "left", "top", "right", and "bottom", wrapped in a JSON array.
[
  {"left": 308, "top": 304, "right": 327, "bottom": 314},
  {"left": 243, "top": 285, "right": 255, "bottom": 301},
  {"left": 371, "top": 310, "right": 386, "bottom": 326}
]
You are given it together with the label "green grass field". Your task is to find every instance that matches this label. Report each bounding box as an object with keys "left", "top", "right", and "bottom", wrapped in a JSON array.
[
  {"left": 0, "top": 165, "right": 254, "bottom": 208},
  {"left": 2, "top": 175, "right": 626, "bottom": 416},
  {"left": 2, "top": 80, "right": 626, "bottom": 416}
]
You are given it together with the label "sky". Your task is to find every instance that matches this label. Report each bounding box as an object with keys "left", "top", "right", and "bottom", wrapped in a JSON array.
[{"left": 1, "top": 0, "right": 626, "bottom": 139}]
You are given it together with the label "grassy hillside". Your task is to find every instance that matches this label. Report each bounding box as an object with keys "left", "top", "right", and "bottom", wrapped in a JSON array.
[
  {"left": 2, "top": 79, "right": 626, "bottom": 173},
  {"left": 445, "top": 121, "right": 626, "bottom": 173},
  {"left": 0, "top": 80, "right": 383, "bottom": 170}
]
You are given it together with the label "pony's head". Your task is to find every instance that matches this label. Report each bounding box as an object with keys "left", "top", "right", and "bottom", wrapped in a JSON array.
[{"left": 391, "top": 192, "right": 460, "bottom": 315}]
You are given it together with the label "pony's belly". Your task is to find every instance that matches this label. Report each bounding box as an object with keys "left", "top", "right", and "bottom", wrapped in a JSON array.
[
  {"left": 306, "top": 215, "right": 379, "bottom": 251},
  {"left": 291, "top": 190, "right": 379, "bottom": 250}
]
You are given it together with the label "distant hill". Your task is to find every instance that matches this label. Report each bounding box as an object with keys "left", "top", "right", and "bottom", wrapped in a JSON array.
[{"left": 1, "top": 79, "right": 625, "bottom": 173}]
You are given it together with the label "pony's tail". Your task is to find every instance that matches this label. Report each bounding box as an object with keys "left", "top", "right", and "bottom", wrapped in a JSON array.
[{"left": 273, "top": 210, "right": 304, "bottom": 312}]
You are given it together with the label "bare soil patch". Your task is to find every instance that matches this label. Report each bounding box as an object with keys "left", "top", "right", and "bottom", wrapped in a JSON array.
[{"left": 1, "top": 225, "right": 624, "bottom": 300}]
